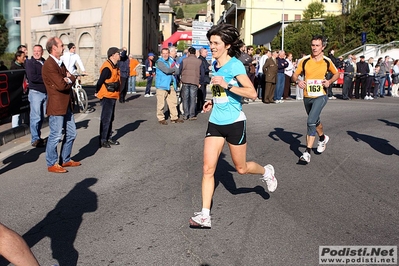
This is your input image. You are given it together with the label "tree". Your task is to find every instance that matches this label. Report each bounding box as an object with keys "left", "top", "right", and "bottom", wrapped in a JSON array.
[
  {"left": 176, "top": 7, "right": 184, "bottom": 19},
  {"left": 271, "top": 20, "right": 324, "bottom": 59},
  {"left": 270, "top": 0, "right": 399, "bottom": 59},
  {"left": 303, "top": 2, "right": 325, "bottom": 20},
  {"left": 0, "top": 14, "right": 8, "bottom": 56}
]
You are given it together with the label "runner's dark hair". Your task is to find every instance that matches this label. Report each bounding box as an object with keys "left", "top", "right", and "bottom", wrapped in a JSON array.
[{"left": 206, "top": 23, "right": 243, "bottom": 58}]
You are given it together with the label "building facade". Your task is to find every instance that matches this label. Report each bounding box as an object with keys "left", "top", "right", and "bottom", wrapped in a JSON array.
[{"left": 18, "top": 0, "right": 165, "bottom": 84}]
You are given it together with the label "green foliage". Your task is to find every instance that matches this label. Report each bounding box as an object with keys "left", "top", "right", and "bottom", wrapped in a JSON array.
[
  {"left": 176, "top": 8, "right": 184, "bottom": 19},
  {"left": 0, "top": 53, "right": 14, "bottom": 68},
  {"left": 271, "top": 21, "right": 324, "bottom": 58},
  {"left": 270, "top": 0, "right": 399, "bottom": 59},
  {"left": 303, "top": 2, "right": 325, "bottom": 20},
  {"left": 176, "top": 3, "right": 207, "bottom": 19},
  {"left": 0, "top": 14, "right": 9, "bottom": 56},
  {"left": 177, "top": 41, "right": 187, "bottom": 51}
]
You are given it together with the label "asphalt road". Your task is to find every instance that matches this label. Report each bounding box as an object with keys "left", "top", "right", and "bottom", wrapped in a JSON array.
[{"left": 0, "top": 88, "right": 398, "bottom": 266}]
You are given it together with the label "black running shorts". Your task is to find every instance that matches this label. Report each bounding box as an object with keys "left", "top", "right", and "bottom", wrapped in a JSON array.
[{"left": 205, "top": 121, "right": 246, "bottom": 145}]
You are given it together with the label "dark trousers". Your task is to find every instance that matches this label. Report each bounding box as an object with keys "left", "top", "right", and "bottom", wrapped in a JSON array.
[
  {"left": 100, "top": 98, "right": 116, "bottom": 144},
  {"left": 326, "top": 72, "right": 334, "bottom": 97},
  {"left": 385, "top": 73, "right": 392, "bottom": 95},
  {"left": 258, "top": 73, "right": 265, "bottom": 99},
  {"left": 145, "top": 76, "right": 153, "bottom": 95},
  {"left": 197, "top": 83, "right": 207, "bottom": 111},
  {"left": 283, "top": 74, "right": 292, "bottom": 99},
  {"left": 119, "top": 77, "right": 128, "bottom": 102},
  {"left": 182, "top": 83, "right": 198, "bottom": 118},
  {"left": 366, "top": 76, "right": 374, "bottom": 96},
  {"left": 263, "top": 82, "right": 276, "bottom": 103},
  {"left": 342, "top": 76, "right": 353, "bottom": 100},
  {"left": 354, "top": 77, "right": 367, "bottom": 99}
]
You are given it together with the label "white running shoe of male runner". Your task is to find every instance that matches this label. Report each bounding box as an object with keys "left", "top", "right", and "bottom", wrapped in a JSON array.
[
  {"left": 300, "top": 151, "right": 311, "bottom": 163},
  {"left": 317, "top": 135, "right": 329, "bottom": 153}
]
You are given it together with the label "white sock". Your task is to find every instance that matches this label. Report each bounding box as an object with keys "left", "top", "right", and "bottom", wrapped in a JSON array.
[
  {"left": 263, "top": 167, "right": 271, "bottom": 178},
  {"left": 202, "top": 208, "right": 210, "bottom": 217}
]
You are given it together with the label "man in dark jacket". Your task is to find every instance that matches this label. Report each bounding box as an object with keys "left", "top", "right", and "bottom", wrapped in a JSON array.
[
  {"left": 355, "top": 55, "right": 370, "bottom": 99},
  {"left": 118, "top": 47, "right": 129, "bottom": 103},
  {"left": 342, "top": 55, "right": 355, "bottom": 100},
  {"left": 144, "top": 53, "right": 155, "bottom": 97},
  {"left": 25, "top": 44, "right": 47, "bottom": 147},
  {"left": 197, "top": 48, "right": 210, "bottom": 112}
]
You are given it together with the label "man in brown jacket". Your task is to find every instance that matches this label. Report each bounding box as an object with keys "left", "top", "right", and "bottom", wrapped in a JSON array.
[
  {"left": 42, "top": 37, "right": 79, "bottom": 173},
  {"left": 262, "top": 50, "right": 278, "bottom": 103}
]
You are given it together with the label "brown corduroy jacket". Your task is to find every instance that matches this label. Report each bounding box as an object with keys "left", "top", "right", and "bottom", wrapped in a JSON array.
[{"left": 42, "top": 56, "right": 76, "bottom": 116}]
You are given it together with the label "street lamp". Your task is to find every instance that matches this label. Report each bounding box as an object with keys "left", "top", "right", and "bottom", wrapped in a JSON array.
[
  {"left": 227, "top": 0, "right": 237, "bottom": 29},
  {"left": 281, "top": 0, "right": 285, "bottom": 50}
]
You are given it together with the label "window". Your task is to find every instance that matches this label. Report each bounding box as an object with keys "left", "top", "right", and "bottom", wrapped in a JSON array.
[
  {"left": 160, "top": 14, "right": 169, "bottom": 23},
  {"left": 295, "top": 14, "right": 301, "bottom": 20}
]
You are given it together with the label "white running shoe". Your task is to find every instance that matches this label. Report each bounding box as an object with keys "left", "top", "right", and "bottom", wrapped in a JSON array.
[
  {"left": 261, "top": 164, "right": 277, "bottom": 192},
  {"left": 300, "top": 151, "right": 311, "bottom": 163},
  {"left": 189, "top": 212, "right": 211, "bottom": 228},
  {"left": 365, "top": 95, "right": 369, "bottom": 100},
  {"left": 369, "top": 96, "right": 374, "bottom": 100},
  {"left": 317, "top": 135, "right": 329, "bottom": 153},
  {"left": 144, "top": 94, "right": 151, "bottom": 98}
]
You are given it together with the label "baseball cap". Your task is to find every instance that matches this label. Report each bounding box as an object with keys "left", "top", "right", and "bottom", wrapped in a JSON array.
[
  {"left": 360, "top": 55, "right": 365, "bottom": 59},
  {"left": 148, "top": 52, "right": 155, "bottom": 57},
  {"left": 107, "top": 47, "right": 122, "bottom": 58}
]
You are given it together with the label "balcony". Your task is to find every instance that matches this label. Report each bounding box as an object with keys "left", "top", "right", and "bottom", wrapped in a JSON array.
[
  {"left": 41, "top": 0, "right": 70, "bottom": 15},
  {"left": 12, "top": 7, "right": 21, "bottom": 23}
]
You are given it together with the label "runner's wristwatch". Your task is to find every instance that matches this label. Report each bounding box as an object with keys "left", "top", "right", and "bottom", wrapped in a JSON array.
[{"left": 226, "top": 84, "right": 233, "bottom": 90}]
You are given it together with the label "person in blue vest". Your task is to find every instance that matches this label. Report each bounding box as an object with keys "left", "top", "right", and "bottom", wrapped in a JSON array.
[{"left": 155, "top": 48, "right": 184, "bottom": 125}]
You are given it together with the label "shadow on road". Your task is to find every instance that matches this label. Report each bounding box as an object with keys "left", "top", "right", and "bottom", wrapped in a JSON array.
[
  {"left": 0, "top": 147, "right": 45, "bottom": 176},
  {"left": 268, "top": 127, "right": 305, "bottom": 158},
  {"left": 0, "top": 178, "right": 98, "bottom": 266},
  {"left": 112, "top": 119, "right": 146, "bottom": 141},
  {"left": 75, "top": 119, "right": 90, "bottom": 130},
  {"left": 378, "top": 119, "right": 399, "bottom": 130},
  {"left": 125, "top": 94, "right": 141, "bottom": 102},
  {"left": 347, "top": 130, "right": 399, "bottom": 156},
  {"left": 214, "top": 153, "right": 270, "bottom": 200},
  {"left": 72, "top": 136, "right": 102, "bottom": 162}
]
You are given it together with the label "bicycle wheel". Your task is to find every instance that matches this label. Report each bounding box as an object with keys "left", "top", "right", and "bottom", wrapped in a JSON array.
[{"left": 76, "top": 87, "right": 88, "bottom": 113}]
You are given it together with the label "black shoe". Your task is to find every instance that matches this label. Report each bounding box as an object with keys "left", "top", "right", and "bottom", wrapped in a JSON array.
[
  {"left": 101, "top": 141, "right": 111, "bottom": 148},
  {"left": 32, "top": 139, "right": 46, "bottom": 148},
  {"left": 108, "top": 139, "right": 120, "bottom": 145}
]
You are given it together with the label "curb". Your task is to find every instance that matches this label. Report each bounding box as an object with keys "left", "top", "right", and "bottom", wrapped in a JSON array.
[
  {"left": 0, "top": 120, "right": 49, "bottom": 146},
  {"left": 0, "top": 124, "right": 31, "bottom": 146}
]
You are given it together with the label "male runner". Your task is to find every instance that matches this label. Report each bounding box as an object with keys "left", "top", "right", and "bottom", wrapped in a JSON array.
[{"left": 291, "top": 35, "right": 339, "bottom": 163}]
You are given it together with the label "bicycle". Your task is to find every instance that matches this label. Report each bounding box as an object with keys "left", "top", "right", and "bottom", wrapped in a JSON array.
[{"left": 71, "top": 74, "right": 88, "bottom": 113}]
